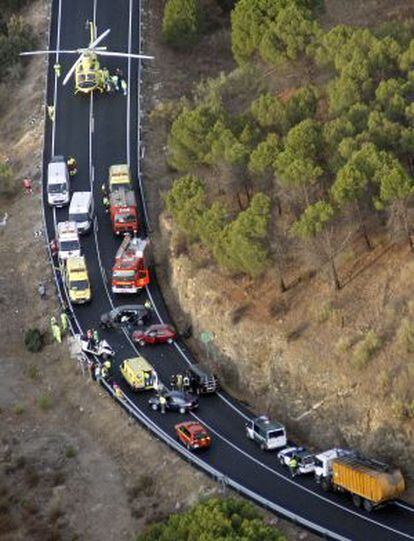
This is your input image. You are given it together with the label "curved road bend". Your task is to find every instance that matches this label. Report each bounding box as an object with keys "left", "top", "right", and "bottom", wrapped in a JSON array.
[{"left": 40, "top": 1, "right": 414, "bottom": 539}]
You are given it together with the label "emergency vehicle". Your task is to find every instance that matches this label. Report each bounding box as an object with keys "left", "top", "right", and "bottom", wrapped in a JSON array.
[
  {"left": 57, "top": 221, "right": 81, "bottom": 261},
  {"left": 65, "top": 256, "right": 91, "bottom": 303},
  {"left": 120, "top": 356, "right": 158, "bottom": 391},
  {"left": 111, "top": 235, "right": 150, "bottom": 293},
  {"left": 109, "top": 187, "right": 138, "bottom": 235},
  {"left": 47, "top": 156, "right": 70, "bottom": 207},
  {"left": 109, "top": 164, "right": 132, "bottom": 190}
]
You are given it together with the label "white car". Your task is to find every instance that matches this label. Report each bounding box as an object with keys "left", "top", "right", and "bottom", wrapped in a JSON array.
[{"left": 277, "top": 446, "right": 315, "bottom": 475}]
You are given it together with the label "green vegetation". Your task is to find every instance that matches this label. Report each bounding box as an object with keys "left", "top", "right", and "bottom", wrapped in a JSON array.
[
  {"left": 162, "top": 2, "right": 414, "bottom": 289},
  {"left": 136, "top": 497, "right": 285, "bottom": 541},
  {"left": 37, "top": 394, "right": 52, "bottom": 411},
  {"left": 162, "top": 0, "right": 204, "bottom": 50},
  {"left": 65, "top": 446, "right": 77, "bottom": 459},
  {"left": 24, "top": 328, "right": 43, "bottom": 353},
  {"left": 0, "top": 162, "right": 16, "bottom": 196},
  {"left": 0, "top": 14, "right": 35, "bottom": 81}
]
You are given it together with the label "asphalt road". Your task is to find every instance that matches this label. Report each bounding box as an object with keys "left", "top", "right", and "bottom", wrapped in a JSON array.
[{"left": 39, "top": 1, "right": 414, "bottom": 539}]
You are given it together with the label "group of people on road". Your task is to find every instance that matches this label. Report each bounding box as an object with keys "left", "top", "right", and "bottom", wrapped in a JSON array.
[
  {"left": 50, "top": 311, "right": 70, "bottom": 343},
  {"left": 102, "top": 67, "right": 128, "bottom": 96},
  {"left": 170, "top": 371, "right": 191, "bottom": 393}
]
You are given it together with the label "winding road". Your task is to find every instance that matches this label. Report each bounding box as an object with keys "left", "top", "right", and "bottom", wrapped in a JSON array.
[{"left": 40, "top": 1, "right": 414, "bottom": 539}]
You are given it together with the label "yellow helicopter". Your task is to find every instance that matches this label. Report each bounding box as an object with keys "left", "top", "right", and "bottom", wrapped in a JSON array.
[{"left": 21, "top": 22, "right": 153, "bottom": 95}]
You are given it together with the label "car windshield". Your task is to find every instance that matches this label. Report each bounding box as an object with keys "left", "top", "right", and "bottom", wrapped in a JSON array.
[
  {"left": 69, "top": 279, "right": 89, "bottom": 290},
  {"left": 113, "top": 270, "right": 135, "bottom": 280},
  {"left": 115, "top": 214, "right": 135, "bottom": 224},
  {"left": 267, "top": 429, "right": 284, "bottom": 439},
  {"left": 48, "top": 183, "right": 67, "bottom": 193},
  {"left": 70, "top": 212, "right": 89, "bottom": 222},
  {"left": 60, "top": 240, "right": 80, "bottom": 252},
  {"left": 302, "top": 456, "right": 314, "bottom": 465}
]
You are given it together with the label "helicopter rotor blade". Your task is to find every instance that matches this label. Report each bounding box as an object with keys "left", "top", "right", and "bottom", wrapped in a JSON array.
[
  {"left": 62, "top": 55, "right": 84, "bottom": 86},
  {"left": 89, "top": 28, "right": 111, "bottom": 49},
  {"left": 20, "top": 50, "right": 78, "bottom": 56},
  {"left": 96, "top": 51, "right": 154, "bottom": 60}
]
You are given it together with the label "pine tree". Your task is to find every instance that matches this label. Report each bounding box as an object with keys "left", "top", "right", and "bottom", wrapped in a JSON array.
[{"left": 162, "top": 0, "right": 203, "bottom": 50}]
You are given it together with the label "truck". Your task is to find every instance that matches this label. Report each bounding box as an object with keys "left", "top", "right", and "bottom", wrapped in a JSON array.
[
  {"left": 57, "top": 221, "right": 81, "bottom": 261},
  {"left": 314, "top": 448, "right": 405, "bottom": 511},
  {"left": 109, "top": 164, "right": 132, "bottom": 191},
  {"left": 112, "top": 234, "right": 150, "bottom": 294},
  {"left": 109, "top": 187, "right": 138, "bottom": 235},
  {"left": 65, "top": 256, "right": 91, "bottom": 304}
]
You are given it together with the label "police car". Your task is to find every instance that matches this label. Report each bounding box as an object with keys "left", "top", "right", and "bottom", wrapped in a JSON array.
[{"left": 277, "top": 446, "right": 315, "bottom": 475}]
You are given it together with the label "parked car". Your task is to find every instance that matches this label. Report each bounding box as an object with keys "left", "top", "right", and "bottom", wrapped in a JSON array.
[
  {"left": 187, "top": 364, "right": 219, "bottom": 395},
  {"left": 175, "top": 421, "right": 211, "bottom": 450},
  {"left": 245, "top": 415, "right": 287, "bottom": 450},
  {"left": 277, "top": 446, "right": 315, "bottom": 475},
  {"left": 148, "top": 391, "right": 198, "bottom": 414},
  {"left": 132, "top": 324, "right": 176, "bottom": 346},
  {"left": 100, "top": 305, "right": 149, "bottom": 329}
]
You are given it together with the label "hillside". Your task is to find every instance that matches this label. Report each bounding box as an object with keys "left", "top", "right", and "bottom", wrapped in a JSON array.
[{"left": 144, "top": 0, "right": 414, "bottom": 493}]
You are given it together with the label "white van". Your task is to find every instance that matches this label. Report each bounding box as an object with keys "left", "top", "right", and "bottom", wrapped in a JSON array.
[
  {"left": 57, "top": 221, "right": 81, "bottom": 261},
  {"left": 69, "top": 191, "right": 93, "bottom": 234},
  {"left": 47, "top": 155, "right": 70, "bottom": 207}
]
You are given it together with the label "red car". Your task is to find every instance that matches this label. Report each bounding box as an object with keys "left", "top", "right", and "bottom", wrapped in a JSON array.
[
  {"left": 132, "top": 324, "right": 176, "bottom": 346},
  {"left": 175, "top": 421, "right": 211, "bottom": 450}
]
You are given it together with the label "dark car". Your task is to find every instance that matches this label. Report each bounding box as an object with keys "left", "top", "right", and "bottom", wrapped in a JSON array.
[
  {"left": 100, "top": 305, "right": 149, "bottom": 329},
  {"left": 148, "top": 391, "right": 199, "bottom": 414},
  {"left": 187, "top": 364, "right": 219, "bottom": 395},
  {"left": 132, "top": 324, "right": 176, "bottom": 346}
]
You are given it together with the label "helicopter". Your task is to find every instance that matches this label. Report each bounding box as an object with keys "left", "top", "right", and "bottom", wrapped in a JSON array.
[{"left": 21, "top": 22, "right": 153, "bottom": 95}]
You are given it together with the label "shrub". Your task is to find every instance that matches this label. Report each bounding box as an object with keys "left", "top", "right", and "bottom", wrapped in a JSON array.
[
  {"left": 136, "top": 497, "right": 285, "bottom": 540},
  {"left": 12, "top": 404, "right": 25, "bottom": 415},
  {"left": 0, "top": 162, "right": 16, "bottom": 197},
  {"left": 0, "top": 15, "right": 36, "bottom": 81},
  {"left": 65, "top": 446, "right": 77, "bottom": 459},
  {"left": 351, "top": 330, "right": 382, "bottom": 369},
  {"left": 162, "top": 0, "right": 204, "bottom": 50},
  {"left": 24, "top": 328, "right": 43, "bottom": 353},
  {"left": 37, "top": 394, "right": 52, "bottom": 411},
  {"left": 396, "top": 318, "right": 414, "bottom": 353}
]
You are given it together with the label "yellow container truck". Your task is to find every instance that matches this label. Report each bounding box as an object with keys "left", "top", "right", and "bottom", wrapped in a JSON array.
[{"left": 314, "top": 448, "right": 405, "bottom": 512}]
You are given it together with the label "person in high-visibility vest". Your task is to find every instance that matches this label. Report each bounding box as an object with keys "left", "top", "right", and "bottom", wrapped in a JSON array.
[
  {"left": 159, "top": 394, "right": 167, "bottom": 414},
  {"left": 50, "top": 317, "right": 61, "bottom": 343},
  {"left": 54, "top": 63, "right": 61, "bottom": 77},
  {"left": 113, "top": 383, "right": 123, "bottom": 400},
  {"left": 288, "top": 456, "right": 299, "bottom": 478},
  {"left": 144, "top": 300, "right": 152, "bottom": 311},
  {"left": 67, "top": 156, "right": 77, "bottom": 176},
  {"left": 60, "top": 312, "right": 69, "bottom": 335},
  {"left": 47, "top": 105, "right": 55, "bottom": 122},
  {"left": 102, "top": 195, "right": 110, "bottom": 213}
]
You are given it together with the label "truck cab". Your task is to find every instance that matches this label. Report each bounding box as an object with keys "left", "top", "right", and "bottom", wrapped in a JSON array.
[
  {"left": 245, "top": 415, "right": 287, "bottom": 450},
  {"left": 69, "top": 191, "right": 93, "bottom": 234},
  {"left": 65, "top": 256, "right": 91, "bottom": 304},
  {"left": 47, "top": 155, "right": 70, "bottom": 207},
  {"left": 314, "top": 448, "right": 354, "bottom": 486},
  {"left": 109, "top": 164, "right": 132, "bottom": 191},
  {"left": 57, "top": 221, "right": 81, "bottom": 261}
]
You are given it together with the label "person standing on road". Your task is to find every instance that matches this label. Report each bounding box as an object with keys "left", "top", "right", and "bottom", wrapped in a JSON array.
[
  {"left": 54, "top": 63, "right": 61, "bottom": 77},
  {"left": 159, "top": 393, "right": 167, "bottom": 414},
  {"left": 144, "top": 299, "right": 152, "bottom": 311},
  {"left": 111, "top": 74, "right": 119, "bottom": 92},
  {"left": 175, "top": 373, "right": 183, "bottom": 392},
  {"left": 120, "top": 78, "right": 127, "bottom": 96},
  {"left": 47, "top": 105, "right": 55, "bottom": 122},
  {"left": 102, "top": 194, "right": 110, "bottom": 213},
  {"left": 288, "top": 456, "right": 299, "bottom": 478}
]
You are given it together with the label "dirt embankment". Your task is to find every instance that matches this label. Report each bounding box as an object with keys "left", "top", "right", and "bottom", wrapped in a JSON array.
[{"left": 143, "top": 0, "right": 414, "bottom": 501}]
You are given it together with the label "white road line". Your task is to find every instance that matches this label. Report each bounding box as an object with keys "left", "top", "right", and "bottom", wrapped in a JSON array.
[
  {"left": 126, "top": 0, "right": 133, "bottom": 166},
  {"left": 51, "top": 0, "right": 63, "bottom": 155},
  {"left": 396, "top": 502, "right": 414, "bottom": 513},
  {"left": 189, "top": 410, "right": 414, "bottom": 540}
]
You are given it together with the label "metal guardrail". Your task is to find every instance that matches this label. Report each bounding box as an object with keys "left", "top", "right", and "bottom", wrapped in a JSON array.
[{"left": 37, "top": 1, "right": 349, "bottom": 539}]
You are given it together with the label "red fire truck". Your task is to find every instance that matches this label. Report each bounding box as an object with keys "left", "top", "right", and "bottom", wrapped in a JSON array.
[
  {"left": 109, "top": 187, "right": 138, "bottom": 235},
  {"left": 112, "top": 234, "right": 150, "bottom": 294}
]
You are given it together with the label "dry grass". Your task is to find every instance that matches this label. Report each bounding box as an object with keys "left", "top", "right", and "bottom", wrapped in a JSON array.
[{"left": 351, "top": 330, "right": 382, "bottom": 369}]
